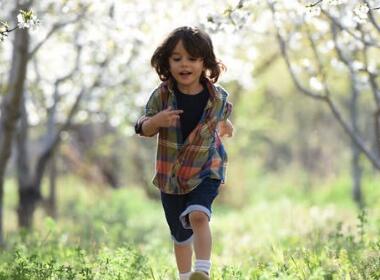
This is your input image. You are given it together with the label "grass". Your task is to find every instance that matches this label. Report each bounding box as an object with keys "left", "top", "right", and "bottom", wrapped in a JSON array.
[{"left": 1, "top": 171, "right": 380, "bottom": 279}]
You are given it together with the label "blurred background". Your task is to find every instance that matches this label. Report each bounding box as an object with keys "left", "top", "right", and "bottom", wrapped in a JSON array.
[{"left": 0, "top": 0, "right": 379, "bottom": 279}]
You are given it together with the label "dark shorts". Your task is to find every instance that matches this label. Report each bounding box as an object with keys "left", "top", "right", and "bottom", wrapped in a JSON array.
[{"left": 160, "top": 177, "right": 221, "bottom": 245}]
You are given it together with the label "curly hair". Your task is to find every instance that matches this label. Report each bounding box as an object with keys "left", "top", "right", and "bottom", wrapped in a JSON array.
[{"left": 151, "top": 26, "right": 226, "bottom": 83}]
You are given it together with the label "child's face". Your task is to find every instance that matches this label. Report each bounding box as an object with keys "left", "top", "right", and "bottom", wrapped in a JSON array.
[{"left": 169, "top": 40, "right": 204, "bottom": 93}]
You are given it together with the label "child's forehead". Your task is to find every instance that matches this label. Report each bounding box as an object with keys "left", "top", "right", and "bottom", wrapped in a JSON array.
[
  {"left": 171, "top": 40, "right": 187, "bottom": 53},
  {"left": 170, "top": 39, "right": 201, "bottom": 57}
]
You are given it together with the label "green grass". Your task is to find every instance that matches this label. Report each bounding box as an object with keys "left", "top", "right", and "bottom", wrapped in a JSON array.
[{"left": 1, "top": 172, "right": 380, "bottom": 279}]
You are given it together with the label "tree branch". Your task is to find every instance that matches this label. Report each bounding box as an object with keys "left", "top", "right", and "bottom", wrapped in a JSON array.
[
  {"left": 268, "top": 1, "right": 325, "bottom": 101},
  {"left": 327, "top": 14, "right": 380, "bottom": 168},
  {"left": 253, "top": 51, "right": 280, "bottom": 77},
  {"left": 364, "top": 0, "right": 380, "bottom": 33},
  {"left": 376, "top": 108, "right": 380, "bottom": 157},
  {"left": 268, "top": 0, "right": 380, "bottom": 169},
  {"left": 306, "top": 0, "right": 323, "bottom": 8},
  {"left": 28, "top": 5, "right": 89, "bottom": 59},
  {"left": 34, "top": 56, "right": 110, "bottom": 188},
  {"left": 323, "top": 10, "right": 380, "bottom": 49},
  {"left": 360, "top": 28, "right": 380, "bottom": 107}
]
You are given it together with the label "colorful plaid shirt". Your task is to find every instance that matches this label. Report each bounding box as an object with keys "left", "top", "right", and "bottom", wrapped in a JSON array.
[{"left": 136, "top": 78, "right": 232, "bottom": 194}]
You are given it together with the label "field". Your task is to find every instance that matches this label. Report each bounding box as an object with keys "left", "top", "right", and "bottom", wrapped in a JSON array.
[{"left": 1, "top": 171, "right": 380, "bottom": 280}]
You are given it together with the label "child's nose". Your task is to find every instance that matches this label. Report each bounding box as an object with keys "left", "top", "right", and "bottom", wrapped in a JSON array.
[{"left": 180, "top": 59, "right": 190, "bottom": 66}]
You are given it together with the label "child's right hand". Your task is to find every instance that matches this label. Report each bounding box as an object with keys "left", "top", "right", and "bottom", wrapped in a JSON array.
[{"left": 152, "top": 106, "right": 183, "bottom": 128}]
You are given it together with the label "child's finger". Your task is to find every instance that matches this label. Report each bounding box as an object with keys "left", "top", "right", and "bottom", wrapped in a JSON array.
[
  {"left": 169, "top": 110, "right": 183, "bottom": 115},
  {"left": 170, "top": 118, "right": 177, "bottom": 126}
]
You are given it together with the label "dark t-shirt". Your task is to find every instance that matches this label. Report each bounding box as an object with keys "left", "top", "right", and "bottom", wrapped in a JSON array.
[{"left": 175, "top": 86, "right": 209, "bottom": 143}]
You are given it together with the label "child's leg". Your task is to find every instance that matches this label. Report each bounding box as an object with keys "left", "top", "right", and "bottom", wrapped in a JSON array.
[
  {"left": 160, "top": 191, "right": 194, "bottom": 278},
  {"left": 179, "top": 178, "right": 221, "bottom": 277},
  {"left": 174, "top": 242, "right": 193, "bottom": 273},
  {"left": 188, "top": 211, "right": 211, "bottom": 260}
]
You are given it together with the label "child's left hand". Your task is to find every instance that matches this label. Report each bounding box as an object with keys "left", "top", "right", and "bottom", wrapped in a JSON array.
[{"left": 217, "top": 119, "right": 234, "bottom": 138}]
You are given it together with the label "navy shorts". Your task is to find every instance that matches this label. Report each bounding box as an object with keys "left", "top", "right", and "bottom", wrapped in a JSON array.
[{"left": 160, "top": 177, "right": 221, "bottom": 245}]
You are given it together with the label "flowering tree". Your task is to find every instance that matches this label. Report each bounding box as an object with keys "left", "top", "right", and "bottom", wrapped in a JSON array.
[
  {"left": 0, "top": 0, "right": 38, "bottom": 245},
  {"left": 205, "top": 0, "right": 380, "bottom": 206},
  {"left": 0, "top": 9, "right": 39, "bottom": 42},
  {"left": 267, "top": 0, "right": 380, "bottom": 206},
  {"left": 0, "top": 0, "right": 162, "bottom": 242}
]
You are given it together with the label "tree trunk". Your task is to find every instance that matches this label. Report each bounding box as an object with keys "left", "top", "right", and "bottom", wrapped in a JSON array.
[
  {"left": 17, "top": 186, "right": 41, "bottom": 228},
  {"left": 0, "top": 0, "right": 32, "bottom": 243},
  {"left": 0, "top": 186, "right": 3, "bottom": 247},
  {"left": 350, "top": 72, "right": 364, "bottom": 208},
  {"left": 46, "top": 152, "right": 57, "bottom": 219},
  {"left": 16, "top": 94, "right": 42, "bottom": 228},
  {"left": 351, "top": 143, "right": 363, "bottom": 208}
]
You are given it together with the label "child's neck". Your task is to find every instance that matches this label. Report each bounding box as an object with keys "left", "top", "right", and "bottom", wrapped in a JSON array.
[{"left": 177, "top": 82, "right": 203, "bottom": 95}]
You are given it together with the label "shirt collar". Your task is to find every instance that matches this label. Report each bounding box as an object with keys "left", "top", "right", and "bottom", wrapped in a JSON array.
[{"left": 163, "top": 77, "right": 221, "bottom": 106}]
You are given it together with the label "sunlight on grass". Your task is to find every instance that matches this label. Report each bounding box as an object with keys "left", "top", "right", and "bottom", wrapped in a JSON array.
[{"left": 1, "top": 173, "right": 380, "bottom": 279}]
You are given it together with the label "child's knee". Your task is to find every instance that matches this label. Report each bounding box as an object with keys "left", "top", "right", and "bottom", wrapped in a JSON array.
[{"left": 189, "top": 211, "right": 208, "bottom": 226}]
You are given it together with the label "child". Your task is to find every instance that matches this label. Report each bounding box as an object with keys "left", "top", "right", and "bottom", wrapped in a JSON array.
[{"left": 135, "top": 26, "right": 233, "bottom": 280}]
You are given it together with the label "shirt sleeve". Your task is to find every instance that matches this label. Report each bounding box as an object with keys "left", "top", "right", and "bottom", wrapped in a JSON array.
[
  {"left": 135, "top": 87, "right": 162, "bottom": 136},
  {"left": 144, "top": 87, "right": 162, "bottom": 117},
  {"left": 216, "top": 86, "right": 233, "bottom": 121}
]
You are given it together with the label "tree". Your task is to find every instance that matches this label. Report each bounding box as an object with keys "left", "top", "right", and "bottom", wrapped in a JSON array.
[
  {"left": 266, "top": 0, "right": 380, "bottom": 206},
  {"left": 205, "top": 0, "right": 380, "bottom": 207},
  {"left": 0, "top": 0, "right": 152, "bottom": 241},
  {"left": 0, "top": 0, "right": 38, "bottom": 246}
]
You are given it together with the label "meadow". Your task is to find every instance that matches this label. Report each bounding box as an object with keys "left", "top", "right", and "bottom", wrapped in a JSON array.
[
  {"left": 1, "top": 1, "right": 380, "bottom": 280},
  {"left": 1, "top": 168, "right": 379, "bottom": 280}
]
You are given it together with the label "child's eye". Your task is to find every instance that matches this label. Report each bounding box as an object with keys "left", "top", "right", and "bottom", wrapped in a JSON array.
[
  {"left": 172, "top": 57, "right": 181, "bottom": 62},
  {"left": 189, "top": 57, "right": 197, "bottom": 61}
]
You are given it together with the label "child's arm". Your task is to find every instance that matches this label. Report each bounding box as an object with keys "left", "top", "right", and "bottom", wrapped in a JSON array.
[
  {"left": 139, "top": 106, "right": 183, "bottom": 137},
  {"left": 217, "top": 118, "right": 234, "bottom": 138}
]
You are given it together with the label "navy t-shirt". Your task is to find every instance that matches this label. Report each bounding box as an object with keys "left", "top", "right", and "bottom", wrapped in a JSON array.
[{"left": 175, "top": 86, "right": 209, "bottom": 143}]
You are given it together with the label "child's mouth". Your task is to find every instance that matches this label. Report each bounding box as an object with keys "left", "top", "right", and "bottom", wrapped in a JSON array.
[{"left": 179, "top": 71, "right": 192, "bottom": 77}]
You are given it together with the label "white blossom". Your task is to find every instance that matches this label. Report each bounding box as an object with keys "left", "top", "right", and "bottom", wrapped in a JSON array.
[
  {"left": 230, "top": 10, "right": 250, "bottom": 29},
  {"left": 353, "top": 3, "right": 369, "bottom": 23},
  {"left": 367, "top": 62, "right": 378, "bottom": 74},
  {"left": 352, "top": 60, "right": 364, "bottom": 71},
  {"left": 306, "top": 6, "right": 321, "bottom": 17},
  {"left": 17, "top": 10, "right": 40, "bottom": 30},
  {"left": 327, "top": 0, "right": 346, "bottom": 6},
  {"left": 310, "top": 76, "right": 324, "bottom": 91},
  {"left": 0, "top": 31, "right": 7, "bottom": 42},
  {"left": 0, "top": 21, "right": 8, "bottom": 42},
  {"left": 301, "top": 58, "right": 316, "bottom": 73},
  {"left": 0, "top": 23, "right": 7, "bottom": 33}
]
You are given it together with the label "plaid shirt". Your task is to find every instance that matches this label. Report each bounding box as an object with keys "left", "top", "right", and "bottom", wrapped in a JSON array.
[{"left": 136, "top": 78, "right": 232, "bottom": 194}]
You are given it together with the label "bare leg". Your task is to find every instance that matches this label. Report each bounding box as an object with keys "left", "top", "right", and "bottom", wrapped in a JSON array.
[
  {"left": 174, "top": 243, "right": 193, "bottom": 273},
  {"left": 189, "top": 211, "right": 211, "bottom": 260}
]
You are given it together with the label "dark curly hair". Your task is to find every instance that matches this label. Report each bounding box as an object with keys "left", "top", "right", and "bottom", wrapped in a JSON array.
[{"left": 151, "top": 26, "right": 226, "bottom": 83}]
